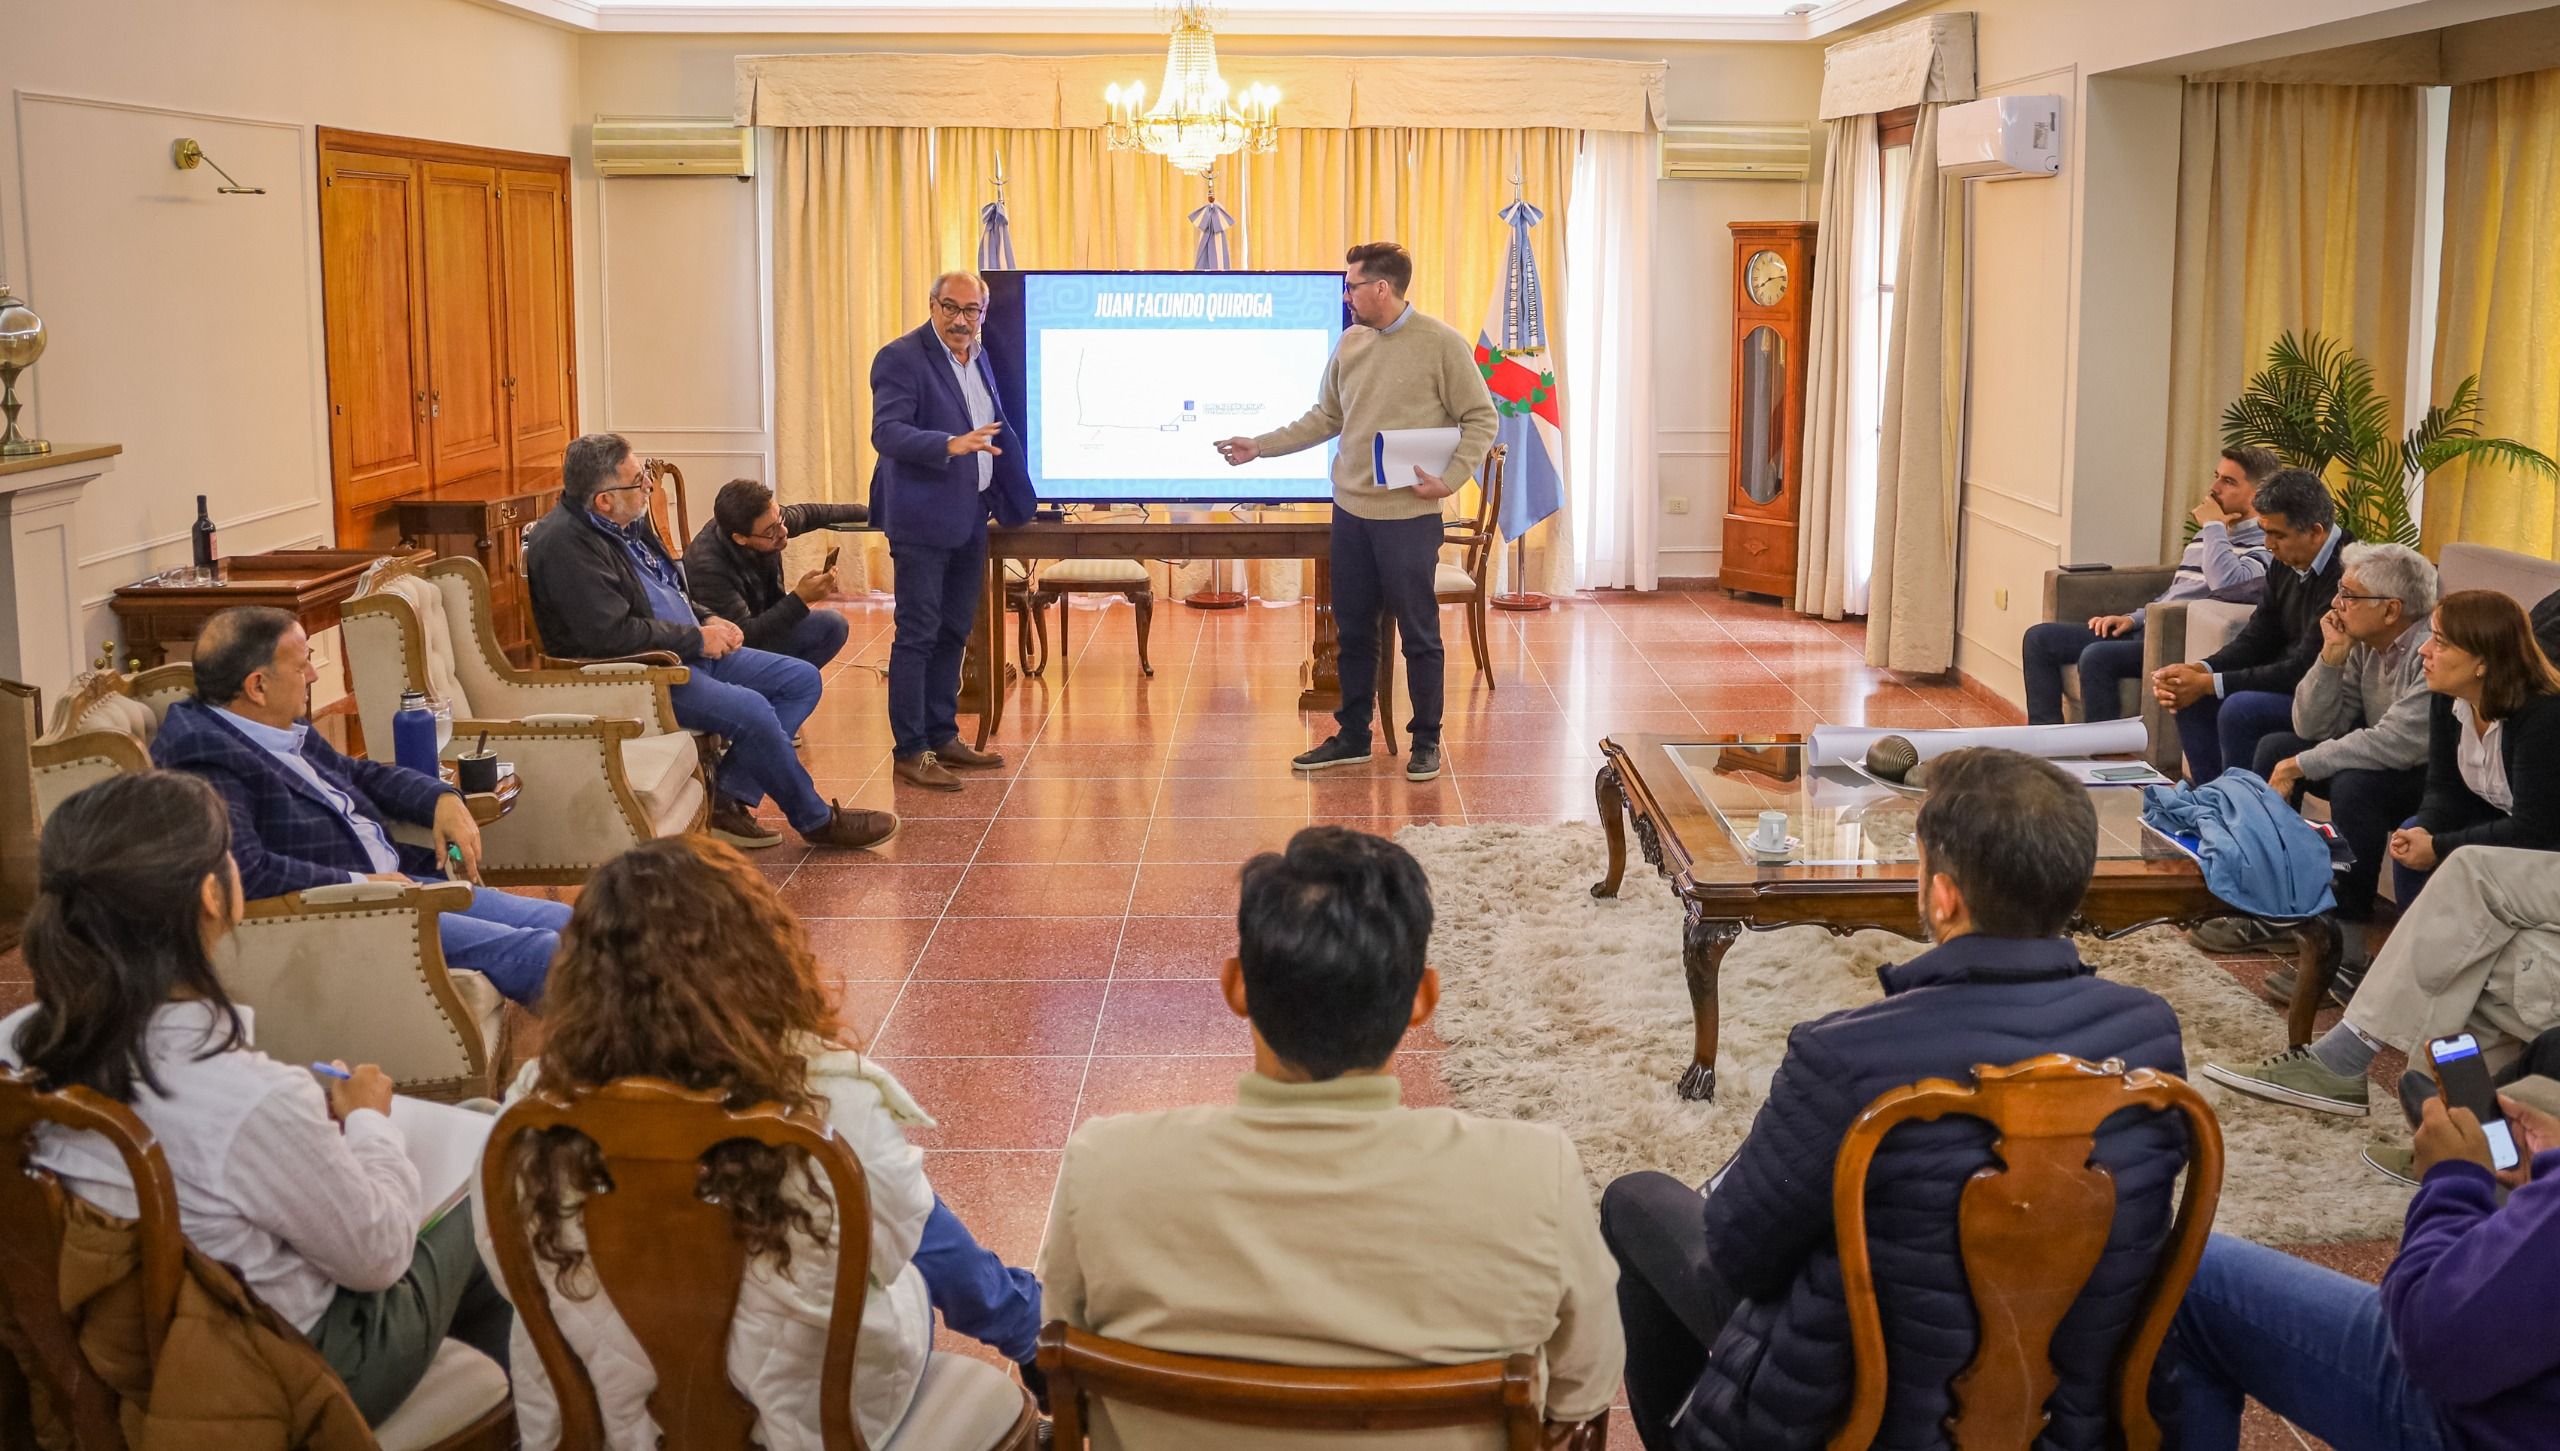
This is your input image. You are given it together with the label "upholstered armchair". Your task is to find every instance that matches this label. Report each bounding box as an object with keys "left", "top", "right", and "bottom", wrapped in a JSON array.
[
  {"left": 29, "top": 667, "right": 506, "bottom": 1101},
  {"left": 341, "top": 556, "right": 708, "bottom": 886}
]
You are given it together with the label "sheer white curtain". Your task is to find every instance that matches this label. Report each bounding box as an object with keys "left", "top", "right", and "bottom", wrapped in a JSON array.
[
  {"left": 1565, "top": 128, "right": 1659, "bottom": 590},
  {"left": 1795, "top": 117, "right": 1883, "bottom": 618}
]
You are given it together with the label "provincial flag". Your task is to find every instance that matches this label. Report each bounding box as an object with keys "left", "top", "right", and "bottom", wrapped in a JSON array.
[{"left": 1474, "top": 196, "right": 1564, "bottom": 541}]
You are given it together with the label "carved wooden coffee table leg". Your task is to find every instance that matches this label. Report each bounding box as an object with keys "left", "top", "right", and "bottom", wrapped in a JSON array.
[
  {"left": 2285, "top": 915, "right": 2345, "bottom": 1048},
  {"left": 1681, "top": 906, "right": 1743, "bottom": 1102},
  {"left": 1591, "top": 762, "right": 1628, "bottom": 899}
]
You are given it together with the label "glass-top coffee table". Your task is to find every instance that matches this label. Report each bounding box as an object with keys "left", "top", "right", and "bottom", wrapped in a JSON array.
[{"left": 1590, "top": 735, "right": 2343, "bottom": 1101}]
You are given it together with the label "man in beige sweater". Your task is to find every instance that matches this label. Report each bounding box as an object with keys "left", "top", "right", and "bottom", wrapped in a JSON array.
[
  {"left": 1038, "top": 826, "right": 1623, "bottom": 1450},
  {"left": 1216, "top": 242, "right": 1498, "bottom": 782}
]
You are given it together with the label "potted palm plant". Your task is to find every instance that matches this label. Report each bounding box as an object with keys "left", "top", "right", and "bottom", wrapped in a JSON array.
[{"left": 2220, "top": 331, "right": 2556, "bottom": 547}]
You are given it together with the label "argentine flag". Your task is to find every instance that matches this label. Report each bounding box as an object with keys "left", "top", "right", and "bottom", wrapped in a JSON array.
[{"left": 1473, "top": 196, "right": 1564, "bottom": 541}]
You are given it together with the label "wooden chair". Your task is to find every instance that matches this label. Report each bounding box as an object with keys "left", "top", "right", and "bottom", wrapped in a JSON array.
[
  {"left": 481, "top": 1078, "right": 1040, "bottom": 1451},
  {"left": 1006, "top": 561, "right": 1049, "bottom": 676},
  {"left": 29, "top": 664, "right": 509, "bottom": 1102},
  {"left": 1825, "top": 1055, "right": 2224, "bottom": 1451},
  {"left": 1038, "top": 1323, "right": 1606, "bottom": 1451},
  {"left": 1438, "top": 445, "right": 1507, "bottom": 690},
  {"left": 1031, "top": 560, "right": 1155, "bottom": 680},
  {"left": 0, "top": 1070, "right": 513, "bottom": 1451},
  {"left": 642, "top": 457, "right": 692, "bottom": 553}
]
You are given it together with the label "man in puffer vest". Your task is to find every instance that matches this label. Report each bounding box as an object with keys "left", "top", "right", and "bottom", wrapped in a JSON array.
[{"left": 1601, "top": 747, "right": 2190, "bottom": 1451}]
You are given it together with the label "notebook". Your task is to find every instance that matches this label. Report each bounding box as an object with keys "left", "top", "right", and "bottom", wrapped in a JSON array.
[{"left": 388, "top": 1095, "right": 497, "bottom": 1233}]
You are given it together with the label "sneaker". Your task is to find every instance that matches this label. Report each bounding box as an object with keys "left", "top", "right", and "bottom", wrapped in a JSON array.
[
  {"left": 1291, "top": 735, "right": 1373, "bottom": 772},
  {"left": 894, "top": 753, "right": 964, "bottom": 792},
  {"left": 801, "top": 802, "right": 901, "bottom": 851},
  {"left": 2193, "top": 916, "right": 2289, "bottom": 953},
  {"left": 2361, "top": 1143, "right": 2419, "bottom": 1187},
  {"left": 932, "top": 736, "right": 1007, "bottom": 770},
  {"left": 707, "top": 797, "right": 782, "bottom": 850},
  {"left": 1405, "top": 741, "right": 1442, "bottom": 783},
  {"left": 2202, "top": 1046, "right": 2372, "bottom": 1116}
]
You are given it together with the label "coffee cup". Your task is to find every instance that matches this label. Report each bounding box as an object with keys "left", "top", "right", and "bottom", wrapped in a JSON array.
[
  {"left": 1750, "top": 809, "right": 1788, "bottom": 853},
  {"left": 456, "top": 752, "right": 500, "bottom": 794}
]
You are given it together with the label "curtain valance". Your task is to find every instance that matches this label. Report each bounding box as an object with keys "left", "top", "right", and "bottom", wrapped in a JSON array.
[
  {"left": 735, "top": 52, "right": 1666, "bottom": 132},
  {"left": 1818, "top": 13, "right": 1977, "bottom": 120}
]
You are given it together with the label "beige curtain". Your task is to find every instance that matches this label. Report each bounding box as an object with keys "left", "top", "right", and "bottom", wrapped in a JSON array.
[
  {"left": 1795, "top": 116, "right": 1880, "bottom": 620},
  {"left": 2426, "top": 70, "right": 2560, "bottom": 559},
  {"left": 2162, "top": 82, "right": 2424, "bottom": 561},
  {"left": 1865, "top": 104, "right": 1967, "bottom": 674}
]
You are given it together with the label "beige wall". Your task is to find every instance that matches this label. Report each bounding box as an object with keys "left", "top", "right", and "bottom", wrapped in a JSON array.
[
  {"left": 575, "top": 31, "right": 1826, "bottom": 583},
  {"left": 0, "top": 0, "right": 580, "bottom": 696}
]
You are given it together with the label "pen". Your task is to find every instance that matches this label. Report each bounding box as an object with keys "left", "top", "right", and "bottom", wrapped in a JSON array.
[{"left": 309, "top": 1061, "right": 351, "bottom": 1081}]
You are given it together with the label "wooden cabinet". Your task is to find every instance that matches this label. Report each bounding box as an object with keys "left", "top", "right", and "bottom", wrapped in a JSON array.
[
  {"left": 392, "top": 469, "right": 561, "bottom": 665},
  {"left": 1719, "top": 221, "right": 1817, "bottom": 602},
  {"left": 318, "top": 130, "right": 576, "bottom": 550}
]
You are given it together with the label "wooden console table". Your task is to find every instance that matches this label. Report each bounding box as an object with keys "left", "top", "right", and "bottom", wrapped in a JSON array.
[
  {"left": 110, "top": 548, "right": 435, "bottom": 670},
  {"left": 395, "top": 468, "right": 562, "bottom": 665}
]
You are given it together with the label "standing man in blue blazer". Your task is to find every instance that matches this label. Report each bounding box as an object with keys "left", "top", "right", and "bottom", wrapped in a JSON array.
[{"left": 869, "top": 270, "right": 1038, "bottom": 791}]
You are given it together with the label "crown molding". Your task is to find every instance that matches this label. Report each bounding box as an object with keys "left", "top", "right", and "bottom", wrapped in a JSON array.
[{"left": 466, "top": 0, "right": 1896, "bottom": 42}]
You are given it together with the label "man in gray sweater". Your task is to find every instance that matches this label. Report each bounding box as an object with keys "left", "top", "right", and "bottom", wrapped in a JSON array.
[
  {"left": 1215, "top": 242, "right": 1498, "bottom": 783},
  {"left": 2215, "top": 541, "right": 2437, "bottom": 969}
]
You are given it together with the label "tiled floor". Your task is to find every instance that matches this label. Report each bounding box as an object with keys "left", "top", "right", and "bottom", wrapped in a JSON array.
[{"left": 0, "top": 585, "right": 2372, "bottom": 1448}]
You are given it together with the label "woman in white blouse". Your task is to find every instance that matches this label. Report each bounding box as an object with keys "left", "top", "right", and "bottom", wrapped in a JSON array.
[
  {"left": 2387, "top": 589, "right": 2560, "bottom": 905},
  {"left": 478, "top": 833, "right": 1040, "bottom": 1451},
  {"left": 1, "top": 771, "right": 511, "bottom": 1423}
]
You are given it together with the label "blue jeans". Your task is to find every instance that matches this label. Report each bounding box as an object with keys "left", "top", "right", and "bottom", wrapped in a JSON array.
[
  {"left": 670, "top": 647, "right": 829, "bottom": 833},
  {"left": 2022, "top": 622, "right": 2146, "bottom": 725},
  {"left": 914, "top": 1195, "right": 1041, "bottom": 1365},
  {"left": 776, "top": 607, "right": 850, "bottom": 671},
  {"left": 2174, "top": 688, "right": 2294, "bottom": 784},
  {"left": 421, "top": 880, "right": 570, "bottom": 1006},
  {"left": 1330, "top": 508, "right": 1446, "bottom": 747},
  {"left": 887, "top": 533, "right": 988, "bottom": 760},
  {"left": 2158, "top": 1234, "right": 2456, "bottom": 1451}
]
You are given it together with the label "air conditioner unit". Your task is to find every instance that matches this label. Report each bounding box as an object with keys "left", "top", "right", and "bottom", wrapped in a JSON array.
[
  {"left": 1658, "top": 124, "right": 1814, "bottom": 182},
  {"left": 592, "top": 119, "right": 755, "bottom": 179},
  {"left": 1937, "top": 95, "right": 2062, "bottom": 181}
]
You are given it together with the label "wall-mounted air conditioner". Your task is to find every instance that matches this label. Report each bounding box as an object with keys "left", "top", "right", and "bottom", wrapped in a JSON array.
[
  {"left": 1937, "top": 95, "right": 2063, "bottom": 181},
  {"left": 1658, "top": 124, "right": 1814, "bottom": 182},
  {"left": 593, "top": 119, "right": 755, "bottom": 179}
]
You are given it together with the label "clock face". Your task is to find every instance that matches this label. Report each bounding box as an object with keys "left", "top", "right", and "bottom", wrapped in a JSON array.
[{"left": 1745, "top": 249, "right": 1789, "bottom": 307}]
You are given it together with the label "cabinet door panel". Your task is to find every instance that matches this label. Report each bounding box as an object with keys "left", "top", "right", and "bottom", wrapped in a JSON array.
[
  {"left": 319, "top": 149, "right": 431, "bottom": 528},
  {"left": 422, "top": 162, "right": 509, "bottom": 482},
  {"left": 500, "top": 168, "right": 575, "bottom": 470}
]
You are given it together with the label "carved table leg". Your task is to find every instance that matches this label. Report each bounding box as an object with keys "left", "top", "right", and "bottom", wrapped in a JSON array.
[
  {"left": 1681, "top": 907, "right": 1744, "bottom": 1102},
  {"left": 2285, "top": 914, "right": 2345, "bottom": 1048},
  {"left": 1591, "top": 762, "right": 1628, "bottom": 899}
]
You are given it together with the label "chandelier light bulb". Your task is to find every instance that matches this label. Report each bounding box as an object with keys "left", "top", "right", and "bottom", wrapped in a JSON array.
[{"left": 1101, "top": 2, "right": 1278, "bottom": 177}]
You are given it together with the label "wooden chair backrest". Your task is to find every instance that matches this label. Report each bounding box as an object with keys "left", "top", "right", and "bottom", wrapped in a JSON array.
[
  {"left": 1038, "top": 1324, "right": 1546, "bottom": 1451},
  {"left": 1826, "top": 1054, "right": 2222, "bottom": 1451},
  {"left": 0, "top": 1070, "right": 187, "bottom": 1451},
  {"left": 1448, "top": 445, "right": 1506, "bottom": 587},
  {"left": 479, "top": 1077, "right": 875, "bottom": 1451},
  {"left": 642, "top": 458, "right": 690, "bottom": 554}
]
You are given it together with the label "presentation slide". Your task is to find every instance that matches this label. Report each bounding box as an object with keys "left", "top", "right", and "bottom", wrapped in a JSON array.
[{"left": 985, "top": 271, "right": 1345, "bottom": 505}]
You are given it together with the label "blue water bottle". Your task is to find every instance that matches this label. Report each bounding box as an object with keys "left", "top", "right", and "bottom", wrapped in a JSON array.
[{"left": 391, "top": 689, "right": 440, "bottom": 779}]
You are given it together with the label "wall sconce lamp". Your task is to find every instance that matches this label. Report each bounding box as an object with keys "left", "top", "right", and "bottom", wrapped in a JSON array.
[{"left": 172, "top": 139, "right": 265, "bottom": 195}]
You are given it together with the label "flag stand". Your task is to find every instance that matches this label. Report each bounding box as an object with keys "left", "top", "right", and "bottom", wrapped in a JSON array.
[
  {"left": 1185, "top": 178, "right": 1250, "bottom": 610},
  {"left": 1185, "top": 555, "right": 1248, "bottom": 610},
  {"left": 1491, "top": 535, "right": 1550, "bottom": 612}
]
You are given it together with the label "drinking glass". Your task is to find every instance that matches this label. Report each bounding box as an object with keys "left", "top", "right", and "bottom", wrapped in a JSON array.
[{"left": 430, "top": 696, "right": 454, "bottom": 754}]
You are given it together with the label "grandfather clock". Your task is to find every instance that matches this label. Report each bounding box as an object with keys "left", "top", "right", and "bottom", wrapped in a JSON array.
[{"left": 1718, "top": 221, "right": 1817, "bottom": 601}]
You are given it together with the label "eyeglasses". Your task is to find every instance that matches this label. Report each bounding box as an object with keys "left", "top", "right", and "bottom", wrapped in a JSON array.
[
  {"left": 935, "top": 300, "right": 987, "bottom": 321},
  {"left": 2335, "top": 591, "right": 2398, "bottom": 607},
  {"left": 1341, "top": 277, "right": 1383, "bottom": 297},
  {"left": 748, "top": 524, "right": 788, "bottom": 542},
  {"left": 594, "top": 479, "right": 654, "bottom": 496}
]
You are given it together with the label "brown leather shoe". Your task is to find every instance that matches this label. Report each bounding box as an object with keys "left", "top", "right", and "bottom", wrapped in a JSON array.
[
  {"left": 707, "top": 797, "right": 782, "bottom": 849},
  {"left": 800, "top": 802, "right": 901, "bottom": 850},
  {"left": 933, "top": 736, "right": 1006, "bottom": 770},
  {"left": 894, "top": 752, "right": 965, "bottom": 791}
]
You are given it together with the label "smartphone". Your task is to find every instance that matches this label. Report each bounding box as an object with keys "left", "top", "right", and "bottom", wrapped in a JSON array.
[
  {"left": 2429, "top": 1033, "right": 2523, "bottom": 1171},
  {"left": 823, "top": 545, "right": 842, "bottom": 572},
  {"left": 2092, "top": 765, "right": 2158, "bottom": 782}
]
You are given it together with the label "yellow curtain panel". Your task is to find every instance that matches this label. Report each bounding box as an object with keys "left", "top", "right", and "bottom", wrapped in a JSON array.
[
  {"left": 2161, "top": 82, "right": 2422, "bottom": 561},
  {"left": 2427, "top": 69, "right": 2560, "bottom": 560}
]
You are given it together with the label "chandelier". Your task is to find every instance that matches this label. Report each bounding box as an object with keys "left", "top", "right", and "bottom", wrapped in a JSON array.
[{"left": 1103, "top": 3, "right": 1279, "bottom": 177}]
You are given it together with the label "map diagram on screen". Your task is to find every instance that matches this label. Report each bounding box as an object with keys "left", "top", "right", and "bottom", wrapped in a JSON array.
[{"left": 1036, "top": 327, "right": 1334, "bottom": 482}]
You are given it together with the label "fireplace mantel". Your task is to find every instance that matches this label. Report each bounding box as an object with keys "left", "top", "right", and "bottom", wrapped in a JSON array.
[{"left": 0, "top": 444, "right": 118, "bottom": 714}]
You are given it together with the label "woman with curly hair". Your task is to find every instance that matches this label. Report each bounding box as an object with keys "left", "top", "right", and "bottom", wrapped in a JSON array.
[{"left": 476, "top": 834, "right": 1041, "bottom": 1449}]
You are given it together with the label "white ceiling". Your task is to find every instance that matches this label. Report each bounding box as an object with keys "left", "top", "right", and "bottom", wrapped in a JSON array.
[{"left": 477, "top": 0, "right": 1916, "bottom": 41}]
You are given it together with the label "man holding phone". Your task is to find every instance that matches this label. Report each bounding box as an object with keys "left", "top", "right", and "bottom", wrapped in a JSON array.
[{"left": 684, "top": 478, "right": 868, "bottom": 670}]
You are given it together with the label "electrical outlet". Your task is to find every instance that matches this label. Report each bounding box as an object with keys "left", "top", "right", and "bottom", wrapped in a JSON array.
[
  {"left": 1665, "top": 496, "right": 1689, "bottom": 515},
  {"left": 1994, "top": 587, "right": 2011, "bottom": 610}
]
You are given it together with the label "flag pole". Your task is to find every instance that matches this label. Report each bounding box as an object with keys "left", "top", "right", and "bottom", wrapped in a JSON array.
[
  {"left": 1490, "top": 160, "right": 1553, "bottom": 613},
  {"left": 1185, "top": 170, "right": 1248, "bottom": 610}
]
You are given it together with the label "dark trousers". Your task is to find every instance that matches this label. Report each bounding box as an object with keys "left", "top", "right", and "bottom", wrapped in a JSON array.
[
  {"left": 2174, "top": 688, "right": 2293, "bottom": 783},
  {"left": 1601, "top": 1171, "right": 1742, "bottom": 1451},
  {"left": 2021, "top": 622, "right": 2146, "bottom": 725},
  {"left": 2256, "top": 731, "right": 2426, "bottom": 922},
  {"left": 309, "top": 1207, "right": 513, "bottom": 1426},
  {"left": 888, "top": 532, "right": 989, "bottom": 759},
  {"left": 1330, "top": 507, "right": 1445, "bottom": 746}
]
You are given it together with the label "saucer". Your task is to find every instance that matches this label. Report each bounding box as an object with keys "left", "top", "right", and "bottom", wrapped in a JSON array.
[{"left": 1747, "top": 835, "right": 1800, "bottom": 859}]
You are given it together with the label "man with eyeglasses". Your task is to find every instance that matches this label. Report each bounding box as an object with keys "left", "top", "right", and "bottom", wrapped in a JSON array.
[
  {"left": 526, "top": 432, "right": 900, "bottom": 851},
  {"left": 868, "top": 270, "right": 1037, "bottom": 791},
  {"left": 1215, "top": 241, "right": 1497, "bottom": 783},
  {"left": 684, "top": 477, "right": 868, "bottom": 669}
]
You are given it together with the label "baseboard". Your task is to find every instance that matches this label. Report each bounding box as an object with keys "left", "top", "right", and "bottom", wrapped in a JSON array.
[
  {"left": 1956, "top": 668, "right": 2027, "bottom": 720},
  {"left": 1657, "top": 576, "right": 1718, "bottom": 590}
]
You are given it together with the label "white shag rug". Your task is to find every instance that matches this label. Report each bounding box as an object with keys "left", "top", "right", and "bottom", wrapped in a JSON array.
[{"left": 1399, "top": 821, "right": 2414, "bottom": 1245}]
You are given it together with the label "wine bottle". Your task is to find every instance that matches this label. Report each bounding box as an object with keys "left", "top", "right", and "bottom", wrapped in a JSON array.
[{"left": 190, "top": 495, "right": 219, "bottom": 570}]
